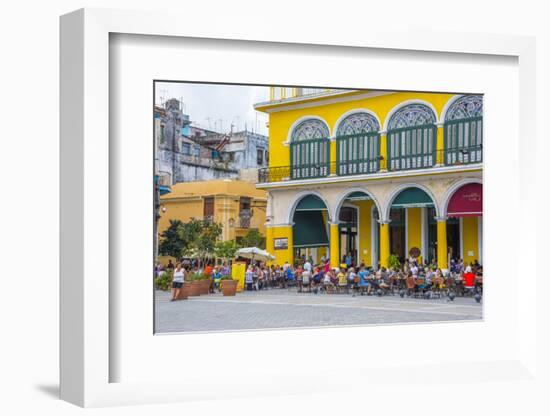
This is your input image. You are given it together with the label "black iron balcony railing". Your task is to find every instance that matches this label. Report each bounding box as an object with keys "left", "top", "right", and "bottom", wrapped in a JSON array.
[
  {"left": 444, "top": 144, "right": 483, "bottom": 166},
  {"left": 257, "top": 145, "right": 482, "bottom": 184},
  {"left": 238, "top": 210, "right": 252, "bottom": 228}
]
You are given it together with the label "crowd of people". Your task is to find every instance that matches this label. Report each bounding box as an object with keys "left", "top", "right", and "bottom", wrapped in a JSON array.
[
  {"left": 157, "top": 254, "right": 483, "bottom": 300},
  {"left": 243, "top": 254, "right": 483, "bottom": 297}
]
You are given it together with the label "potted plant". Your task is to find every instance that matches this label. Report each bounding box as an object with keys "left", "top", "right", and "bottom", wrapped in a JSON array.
[
  {"left": 388, "top": 254, "right": 402, "bottom": 270},
  {"left": 187, "top": 273, "right": 202, "bottom": 296},
  {"left": 154, "top": 270, "right": 173, "bottom": 291},
  {"left": 220, "top": 276, "right": 238, "bottom": 296},
  {"left": 189, "top": 272, "right": 210, "bottom": 295}
]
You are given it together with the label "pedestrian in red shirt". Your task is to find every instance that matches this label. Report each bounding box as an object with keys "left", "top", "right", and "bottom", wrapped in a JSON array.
[{"left": 463, "top": 266, "right": 476, "bottom": 294}]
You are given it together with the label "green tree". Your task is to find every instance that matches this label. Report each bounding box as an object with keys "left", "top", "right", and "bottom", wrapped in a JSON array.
[
  {"left": 158, "top": 219, "right": 186, "bottom": 258},
  {"left": 239, "top": 229, "right": 265, "bottom": 249},
  {"left": 214, "top": 240, "right": 238, "bottom": 262},
  {"left": 178, "top": 218, "right": 223, "bottom": 266}
]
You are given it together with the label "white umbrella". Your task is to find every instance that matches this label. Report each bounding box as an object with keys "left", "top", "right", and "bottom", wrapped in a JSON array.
[{"left": 235, "top": 247, "right": 274, "bottom": 262}]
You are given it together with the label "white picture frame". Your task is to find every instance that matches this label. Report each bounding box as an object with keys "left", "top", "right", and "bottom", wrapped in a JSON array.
[{"left": 60, "top": 8, "right": 538, "bottom": 408}]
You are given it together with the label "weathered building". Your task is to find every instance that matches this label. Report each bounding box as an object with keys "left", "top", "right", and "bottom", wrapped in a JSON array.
[{"left": 154, "top": 98, "right": 268, "bottom": 185}]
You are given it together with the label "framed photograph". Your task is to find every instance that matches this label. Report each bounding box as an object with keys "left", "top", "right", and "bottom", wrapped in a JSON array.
[
  {"left": 60, "top": 8, "right": 538, "bottom": 408},
  {"left": 274, "top": 237, "right": 289, "bottom": 250}
]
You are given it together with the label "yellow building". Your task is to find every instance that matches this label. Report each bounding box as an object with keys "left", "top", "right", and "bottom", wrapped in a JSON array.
[
  {"left": 158, "top": 179, "right": 267, "bottom": 243},
  {"left": 255, "top": 88, "right": 483, "bottom": 270}
]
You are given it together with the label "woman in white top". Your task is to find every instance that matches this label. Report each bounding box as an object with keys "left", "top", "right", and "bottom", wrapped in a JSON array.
[{"left": 171, "top": 263, "right": 185, "bottom": 301}]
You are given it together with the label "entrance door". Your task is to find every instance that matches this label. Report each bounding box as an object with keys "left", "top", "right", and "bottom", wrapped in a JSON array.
[
  {"left": 389, "top": 207, "right": 406, "bottom": 262},
  {"left": 446, "top": 217, "right": 460, "bottom": 262}
]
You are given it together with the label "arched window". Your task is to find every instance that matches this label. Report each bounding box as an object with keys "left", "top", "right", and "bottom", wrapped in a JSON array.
[
  {"left": 386, "top": 103, "right": 437, "bottom": 171},
  {"left": 290, "top": 119, "right": 330, "bottom": 179},
  {"left": 291, "top": 119, "right": 329, "bottom": 141},
  {"left": 336, "top": 112, "right": 381, "bottom": 175},
  {"left": 444, "top": 95, "right": 483, "bottom": 165}
]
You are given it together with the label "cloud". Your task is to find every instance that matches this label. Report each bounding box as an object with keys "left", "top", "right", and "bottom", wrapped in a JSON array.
[{"left": 155, "top": 82, "right": 269, "bottom": 135}]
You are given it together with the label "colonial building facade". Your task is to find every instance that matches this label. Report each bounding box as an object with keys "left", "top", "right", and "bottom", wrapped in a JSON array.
[
  {"left": 158, "top": 179, "right": 267, "bottom": 244},
  {"left": 255, "top": 89, "right": 483, "bottom": 270}
]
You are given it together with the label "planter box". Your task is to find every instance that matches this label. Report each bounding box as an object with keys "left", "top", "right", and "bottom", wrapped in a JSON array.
[
  {"left": 189, "top": 280, "right": 202, "bottom": 296},
  {"left": 221, "top": 279, "right": 238, "bottom": 296},
  {"left": 199, "top": 279, "right": 211, "bottom": 295},
  {"left": 177, "top": 282, "right": 192, "bottom": 300}
]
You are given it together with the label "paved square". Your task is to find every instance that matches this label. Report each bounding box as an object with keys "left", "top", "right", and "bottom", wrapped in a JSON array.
[{"left": 155, "top": 288, "right": 482, "bottom": 333}]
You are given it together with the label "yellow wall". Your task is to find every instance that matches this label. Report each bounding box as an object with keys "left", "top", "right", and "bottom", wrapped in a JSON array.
[
  {"left": 352, "top": 200, "right": 374, "bottom": 267},
  {"left": 265, "top": 91, "right": 454, "bottom": 168},
  {"left": 272, "top": 225, "right": 293, "bottom": 265},
  {"left": 407, "top": 208, "right": 422, "bottom": 259},
  {"left": 462, "top": 216, "right": 479, "bottom": 265}
]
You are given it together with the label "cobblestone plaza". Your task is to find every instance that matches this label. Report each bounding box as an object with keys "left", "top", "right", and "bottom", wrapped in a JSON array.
[{"left": 155, "top": 289, "right": 482, "bottom": 333}]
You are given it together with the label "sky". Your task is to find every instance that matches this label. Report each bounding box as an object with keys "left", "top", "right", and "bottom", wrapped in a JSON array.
[{"left": 154, "top": 82, "right": 270, "bottom": 136}]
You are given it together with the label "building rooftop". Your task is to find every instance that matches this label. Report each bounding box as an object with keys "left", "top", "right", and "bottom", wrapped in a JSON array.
[
  {"left": 161, "top": 179, "right": 267, "bottom": 200},
  {"left": 254, "top": 88, "right": 369, "bottom": 113}
]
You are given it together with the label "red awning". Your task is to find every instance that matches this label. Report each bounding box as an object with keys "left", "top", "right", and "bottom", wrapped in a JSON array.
[{"left": 447, "top": 183, "right": 482, "bottom": 217}]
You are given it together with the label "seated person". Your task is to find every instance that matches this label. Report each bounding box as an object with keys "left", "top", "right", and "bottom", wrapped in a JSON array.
[
  {"left": 347, "top": 267, "right": 357, "bottom": 289},
  {"left": 213, "top": 268, "right": 222, "bottom": 291},
  {"left": 323, "top": 271, "right": 333, "bottom": 286},
  {"left": 463, "top": 266, "right": 476, "bottom": 292},
  {"left": 313, "top": 268, "right": 322, "bottom": 286},
  {"left": 337, "top": 268, "right": 347, "bottom": 287},
  {"left": 302, "top": 269, "right": 311, "bottom": 287},
  {"left": 358, "top": 267, "right": 370, "bottom": 293}
]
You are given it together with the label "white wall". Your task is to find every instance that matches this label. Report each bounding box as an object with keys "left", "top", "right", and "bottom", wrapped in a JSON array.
[{"left": 1, "top": 1, "right": 549, "bottom": 415}]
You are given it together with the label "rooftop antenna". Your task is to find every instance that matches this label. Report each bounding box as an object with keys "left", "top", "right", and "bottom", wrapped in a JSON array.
[{"left": 159, "top": 88, "right": 169, "bottom": 106}]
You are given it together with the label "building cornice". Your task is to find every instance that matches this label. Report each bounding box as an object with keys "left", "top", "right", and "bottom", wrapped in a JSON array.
[
  {"left": 256, "top": 164, "right": 482, "bottom": 190},
  {"left": 255, "top": 90, "right": 396, "bottom": 113}
]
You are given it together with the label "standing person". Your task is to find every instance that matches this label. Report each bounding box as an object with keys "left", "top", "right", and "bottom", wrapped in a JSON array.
[
  {"left": 252, "top": 264, "right": 259, "bottom": 290},
  {"left": 283, "top": 261, "right": 290, "bottom": 273},
  {"left": 285, "top": 264, "right": 294, "bottom": 286},
  {"left": 345, "top": 253, "right": 353, "bottom": 269},
  {"left": 171, "top": 263, "right": 185, "bottom": 301},
  {"left": 301, "top": 267, "right": 311, "bottom": 292},
  {"left": 303, "top": 258, "right": 312, "bottom": 274},
  {"left": 323, "top": 268, "right": 334, "bottom": 293},
  {"left": 245, "top": 266, "right": 254, "bottom": 291},
  {"left": 323, "top": 258, "right": 330, "bottom": 274},
  {"left": 258, "top": 266, "right": 265, "bottom": 290},
  {"left": 347, "top": 267, "right": 357, "bottom": 293},
  {"left": 463, "top": 266, "right": 476, "bottom": 295},
  {"left": 166, "top": 259, "right": 175, "bottom": 272}
]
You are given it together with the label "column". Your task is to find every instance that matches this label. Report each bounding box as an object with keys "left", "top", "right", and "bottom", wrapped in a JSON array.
[
  {"left": 379, "top": 132, "right": 388, "bottom": 171},
  {"left": 329, "top": 222, "right": 340, "bottom": 269},
  {"left": 287, "top": 226, "right": 294, "bottom": 266},
  {"left": 436, "top": 123, "right": 444, "bottom": 166},
  {"left": 436, "top": 216, "right": 448, "bottom": 270},
  {"left": 329, "top": 138, "right": 337, "bottom": 176},
  {"left": 265, "top": 225, "right": 274, "bottom": 264},
  {"left": 378, "top": 220, "right": 390, "bottom": 269}
]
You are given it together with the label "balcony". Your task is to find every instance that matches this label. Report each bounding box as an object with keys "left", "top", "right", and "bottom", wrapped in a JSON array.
[
  {"left": 238, "top": 210, "right": 252, "bottom": 229},
  {"left": 258, "top": 145, "right": 482, "bottom": 184}
]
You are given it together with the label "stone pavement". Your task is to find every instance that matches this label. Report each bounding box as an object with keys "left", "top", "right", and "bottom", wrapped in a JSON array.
[{"left": 155, "top": 288, "right": 482, "bottom": 333}]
